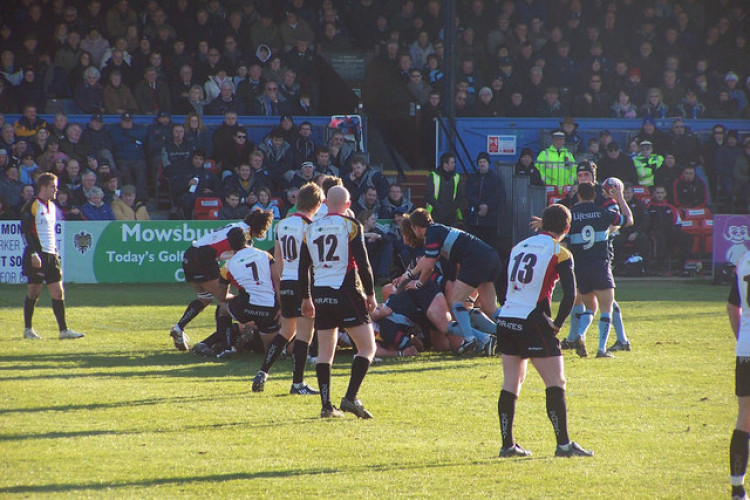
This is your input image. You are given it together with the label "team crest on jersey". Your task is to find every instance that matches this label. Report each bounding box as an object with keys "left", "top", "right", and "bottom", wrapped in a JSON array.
[{"left": 73, "top": 231, "right": 93, "bottom": 254}]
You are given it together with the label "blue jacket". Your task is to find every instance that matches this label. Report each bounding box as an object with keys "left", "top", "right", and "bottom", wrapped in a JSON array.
[
  {"left": 111, "top": 124, "right": 147, "bottom": 161},
  {"left": 82, "top": 201, "right": 115, "bottom": 220}
]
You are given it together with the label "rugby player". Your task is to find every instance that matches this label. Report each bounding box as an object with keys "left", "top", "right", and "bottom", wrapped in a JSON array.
[
  {"left": 169, "top": 213, "right": 256, "bottom": 351},
  {"left": 728, "top": 250, "right": 750, "bottom": 500},
  {"left": 497, "top": 203, "right": 592, "bottom": 458},
  {"left": 250, "top": 183, "right": 323, "bottom": 395},
  {"left": 20, "top": 172, "right": 84, "bottom": 340},
  {"left": 299, "top": 186, "right": 378, "bottom": 419}
]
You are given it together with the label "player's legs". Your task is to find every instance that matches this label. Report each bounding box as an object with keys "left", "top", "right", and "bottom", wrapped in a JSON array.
[
  {"left": 564, "top": 294, "right": 583, "bottom": 343},
  {"left": 341, "top": 322, "right": 376, "bottom": 417},
  {"left": 610, "top": 300, "right": 631, "bottom": 349},
  {"left": 24, "top": 283, "right": 43, "bottom": 333},
  {"left": 732, "top": 397, "right": 750, "bottom": 499},
  {"left": 593, "top": 288, "right": 615, "bottom": 355},
  {"left": 315, "top": 327, "right": 339, "bottom": 413},
  {"left": 531, "top": 356, "right": 570, "bottom": 446},
  {"left": 498, "top": 355, "right": 529, "bottom": 454},
  {"left": 476, "top": 281, "right": 500, "bottom": 318},
  {"left": 450, "top": 280, "right": 492, "bottom": 351}
]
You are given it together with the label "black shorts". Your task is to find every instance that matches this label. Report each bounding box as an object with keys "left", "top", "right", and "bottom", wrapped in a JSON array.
[
  {"left": 182, "top": 245, "right": 220, "bottom": 283},
  {"left": 378, "top": 318, "right": 412, "bottom": 350},
  {"left": 279, "top": 279, "right": 304, "bottom": 318},
  {"left": 456, "top": 248, "right": 501, "bottom": 288},
  {"left": 736, "top": 357, "right": 750, "bottom": 396},
  {"left": 497, "top": 311, "right": 561, "bottom": 358},
  {"left": 22, "top": 249, "right": 62, "bottom": 284},
  {"left": 574, "top": 260, "right": 615, "bottom": 295},
  {"left": 227, "top": 293, "right": 280, "bottom": 334},
  {"left": 407, "top": 280, "right": 441, "bottom": 317},
  {"left": 312, "top": 286, "right": 370, "bottom": 331}
]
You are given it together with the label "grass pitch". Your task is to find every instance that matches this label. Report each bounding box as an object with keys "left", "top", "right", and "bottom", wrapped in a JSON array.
[{"left": 0, "top": 280, "right": 735, "bottom": 498}]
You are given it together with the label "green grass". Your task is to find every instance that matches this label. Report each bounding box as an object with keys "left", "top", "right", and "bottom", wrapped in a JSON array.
[{"left": 0, "top": 280, "right": 736, "bottom": 498}]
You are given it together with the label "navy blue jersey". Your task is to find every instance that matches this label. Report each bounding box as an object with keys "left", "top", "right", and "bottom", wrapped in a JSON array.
[
  {"left": 568, "top": 201, "right": 624, "bottom": 264},
  {"left": 423, "top": 224, "right": 493, "bottom": 263}
]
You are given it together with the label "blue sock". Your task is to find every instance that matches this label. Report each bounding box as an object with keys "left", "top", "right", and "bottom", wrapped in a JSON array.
[
  {"left": 470, "top": 308, "right": 497, "bottom": 334},
  {"left": 471, "top": 328, "right": 490, "bottom": 347},
  {"left": 566, "top": 304, "right": 584, "bottom": 342},
  {"left": 493, "top": 306, "right": 503, "bottom": 321},
  {"left": 598, "top": 313, "right": 611, "bottom": 352},
  {"left": 452, "top": 303, "right": 474, "bottom": 341},
  {"left": 577, "top": 310, "right": 594, "bottom": 340},
  {"left": 612, "top": 302, "right": 628, "bottom": 343}
]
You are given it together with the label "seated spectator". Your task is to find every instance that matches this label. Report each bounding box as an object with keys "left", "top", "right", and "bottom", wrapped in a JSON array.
[
  {"left": 54, "top": 186, "right": 84, "bottom": 220},
  {"left": 357, "top": 209, "right": 394, "bottom": 286},
  {"left": 111, "top": 184, "right": 150, "bottom": 221},
  {"left": 289, "top": 160, "right": 320, "bottom": 189},
  {"left": 353, "top": 185, "right": 382, "bottom": 217},
  {"left": 205, "top": 80, "right": 247, "bottom": 116},
  {"left": 464, "top": 151, "right": 502, "bottom": 249},
  {"left": 0, "top": 124, "right": 16, "bottom": 153},
  {"left": 103, "top": 70, "right": 138, "bottom": 115},
  {"left": 37, "top": 137, "right": 62, "bottom": 173},
  {"left": 160, "top": 123, "right": 193, "bottom": 177},
  {"left": 15, "top": 184, "right": 35, "bottom": 214},
  {"left": 220, "top": 127, "right": 254, "bottom": 179},
  {"left": 0, "top": 194, "right": 15, "bottom": 219},
  {"left": 345, "top": 155, "right": 390, "bottom": 206},
  {"left": 610, "top": 88, "right": 638, "bottom": 118},
  {"left": 29, "top": 128, "right": 51, "bottom": 158},
  {"left": 640, "top": 87, "right": 672, "bottom": 119},
  {"left": 62, "top": 158, "right": 82, "bottom": 191},
  {"left": 218, "top": 189, "right": 250, "bottom": 220},
  {"left": 257, "top": 127, "right": 294, "bottom": 189},
  {"left": 633, "top": 140, "right": 664, "bottom": 187},
  {"left": 81, "top": 114, "right": 116, "bottom": 171},
  {"left": 278, "top": 68, "right": 301, "bottom": 104},
  {"left": 559, "top": 117, "right": 584, "bottom": 156},
  {"left": 134, "top": 66, "right": 171, "bottom": 115},
  {"left": 711, "top": 90, "right": 741, "bottom": 119},
  {"left": 579, "top": 137, "right": 602, "bottom": 164},
  {"left": 72, "top": 170, "right": 98, "bottom": 208},
  {"left": 514, "top": 148, "right": 543, "bottom": 186},
  {"left": 290, "top": 121, "right": 316, "bottom": 167},
  {"left": 250, "top": 186, "right": 281, "bottom": 219},
  {"left": 13, "top": 105, "right": 46, "bottom": 138},
  {"left": 73, "top": 66, "right": 106, "bottom": 114},
  {"left": 170, "top": 150, "right": 224, "bottom": 219},
  {"left": 18, "top": 152, "right": 42, "bottom": 185},
  {"left": 60, "top": 123, "right": 90, "bottom": 163},
  {"left": 634, "top": 116, "right": 669, "bottom": 154},
  {"left": 674, "top": 88, "right": 707, "bottom": 119},
  {"left": 327, "top": 130, "right": 354, "bottom": 176},
  {"left": 536, "top": 86, "right": 567, "bottom": 117},
  {"left": 224, "top": 163, "right": 258, "bottom": 206},
  {"left": 0, "top": 163, "right": 23, "bottom": 211},
  {"left": 184, "top": 85, "right": 209, "bottom": 117},
  {"left": 81, "top": 186, "right": 115, "bottom": 220},
  {"left": 252, "top": 80, "right": 291, "bottom": 116},
  {"left": 278, "top": 115, "right": 298, "bottom": 143},
  {"left": 110, "top": 112, "right": 148, "bottom": 202},
  {"left": 311, "top": 146, "right": 339, "bottom": 177},
  {"left": 672, "top": 163, "right": 708, "bottom": 209},
  {"left": 281, "top": 186, "right": 299, "bottom": 217},
  {"left": 100, "top": 172, "right": 120, "bottom": 204},
  {"left": 723, "top": 71, "right": 748, "bottom": 114},
  {"left": 612, "top": 182, "right": 651, "bottom": 270},
  {"left": 597, "top": 142, "right": 638, "bottom": 185},
  {"left": 380, "top": 183, "right": 415, "bottom": 219},
  {"left": 184, "top": 112, "right": 214, "bottom": 158},
  {"left": 247, "top": 151, "right": 274, "bottom": 194},
  {"left": 646, "top": 184, "right": 694, "bottom": 273}
]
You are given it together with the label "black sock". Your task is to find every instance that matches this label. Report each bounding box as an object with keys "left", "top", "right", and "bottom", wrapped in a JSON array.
[
  {"left": 215, "top": 315, "right": 232, "bottom": 349},
  {"left": 308, "top": 331, "right": 318, "bottom": 357},
  {"left": 292, "top": 339, "right": 310, "bottom": 384},
  {"left": 498, "top": 390, "right": 517, "bottom": 449},
  {"left": 546, "top": 386, "right": 569, "bottom": 446},
  {"left": 731, "top": 429, "right": 750, "bottom": 496},
  {"left": 51, "top": 299, "right": 67, "bottom": 331},
  {"left": 24, "top": 296, "right": 38, "bottom": 329},
  {"left": 316, "top": 363, "right": 332, "bottom": 409},
  {"left": 261, "top": 334, "right": 288, "bottom": 373},
  {"left": 177, "top": 299, "right": 207, "bottom": 330},
  {"left": 345, "top": 356, "right": 371, "bottom": 402}
]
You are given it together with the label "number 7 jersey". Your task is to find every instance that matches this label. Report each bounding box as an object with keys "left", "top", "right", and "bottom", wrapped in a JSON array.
[{"left": 501, "top": 233, "right": 574, "bottom": 320}]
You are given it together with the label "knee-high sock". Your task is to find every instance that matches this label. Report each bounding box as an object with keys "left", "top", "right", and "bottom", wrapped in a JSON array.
[
  {"left": 345, "top": 356, "right": 371, "bottom": 401},
  {"left": 498, "top": 390, "right": 517, "bottom": 449},
  {"left": 24, "top": 296, "right": 38, "bottom": 329},
  {"left": 51, "top": 299, "right": 67, "bottom": 331},
  {"left": 316, "top": 363, "right": 332, "bottom": 409},
  {"left": 260, "top": 334, "right": 288, "bottom": 374},
  {"left": 291, "top": 339, "right": 310, "bottom": 384},
  {"left": 546, "top": 386, "right": 570, "bottom": 446},
  {"left": 731, "top": 429, "right": 750, "bottom": 494},
  {"left": 215, "top": 315, "right": 232, "bottom": 349},
  {"left": 452, "top": 303, "right": 475, "bottom": 341},
  {"left": 612, "top": 302, "right": 628, "bottom": 343},
  {"left": 577, "top": 310, "right": 595, "bottom": 339},
  {"left": 447, "top": 322, "right": 490, "bottom": 346},
  {"left": 177, "top": 299, "right": 207, "bottom": 330},
  {"left": 470, "top": 308, "right": 498, "bottom": 334},
  {"left": 566, "top": 304, "right": 584, "bottom": 342},
  {"left": 598, "top": 313, "right": 612, "bottom": 352}
]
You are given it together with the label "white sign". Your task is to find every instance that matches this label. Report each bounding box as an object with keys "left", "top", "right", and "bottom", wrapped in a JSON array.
[{"left": 487, "top": 135, "right": 517, "bottom": 155}]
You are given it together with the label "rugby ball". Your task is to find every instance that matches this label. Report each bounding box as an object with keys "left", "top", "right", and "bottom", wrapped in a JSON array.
[{"left": 602, "top": 177, "right": 624, "bottom": 195}]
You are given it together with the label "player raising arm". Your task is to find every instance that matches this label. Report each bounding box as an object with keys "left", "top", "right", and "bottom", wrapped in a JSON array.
[{"left": 496, "top": 204, "right": 593, "bottom": 458}]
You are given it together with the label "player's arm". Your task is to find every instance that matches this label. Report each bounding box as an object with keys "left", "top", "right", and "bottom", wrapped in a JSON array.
[
  {"left": 273, "top": 239, "right": 284, "bottom": 277},
  {"left": 609, "top": 183, "right": 633, "bottom": 227},
  {"left": 404, "top": 255, "right": 437, "bottom": 288},
  {"left": 298, "top": 242, "right": 312, "bottom": 299},
  {"left": 270, "top": 256, "right": 281, "bottom": 304},
  {"left": 350, "top": 222, "right": 375, "bottom": 297},
  {"left": 20, "top": 202, "right": 43, "bottom": 265},
  {"left": 215, "top": 264, "right": 232, "bottom": 302},
  {"left": 729, "top": 278, "right": 742, "bottom": 340},
  {"left": 553, "top": 254, "right": 576, "bottom": 329}
]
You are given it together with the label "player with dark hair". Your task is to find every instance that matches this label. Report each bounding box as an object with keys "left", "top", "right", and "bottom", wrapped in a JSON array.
[
  {"left": 169, "top": 212, "right": 258, "bottom": 351},
  {"left": 728, "top": 250, "right": 750, "bottom": 500},
  {"left": 566, "top": 181, "right": 632, "bottom": 358},
  {"left": 20, "top": 173, "right": 84, "bottom": 340},
  {"left": 251, "top": 182, "right": 324, "bottom": 394},
  {"left": 299, "top": 185, "right": 378, "bottom": 419},
  {"left": 400, "top": 208, "right": 500, "bottom": 355},
  {"left": 214, "top": 211, "right": 278, "bottom": 359},
  {"left": 497, "top": 203, "right": 592, "bottom": 458}
]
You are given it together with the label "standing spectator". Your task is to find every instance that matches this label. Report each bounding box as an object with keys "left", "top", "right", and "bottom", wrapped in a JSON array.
[
  {"left": 0, "top": 163, "right": 24, "bottom": 211},
  {"left": 645, "top": 184, "right": 694, "bottom": 273},
  {"left": 290, "top": 121, "right": 316, "bottom": 167},
  {"left": 597, "top": 142, "right": 638, "bottom": 185},
  {"left": 536, "top": 130, "right": 576, "bottom": 187},
  {"left": 633, "top": 140, "right": 664, "bottom": 187},
  {"left": 81, "top": 114, "right": 116, "bottom": 171},
  {"left": 110, "top": 112, "right": 148, "bottom": 201},
  {"left": 424, "top": 152, "right": 462, "bottom": 226},
  {"left": 733, "top": 137, "right": 750, "bottom": 212},
  {"left": 464, "top": 152, "right": 502, "bottom": 249},
  {"left": 514, "top": 148, "right": 543, "bottom": 185},
  {"left": 134, "top": 66, "right": 171, "bottom": 115},
  {"left": 81, "top": 186, "right": 115, "bottom": 220},
  {"left": 672, "top": 163, "right": 708, "bottom": 209},
  {"left": 634, "top": 116, "right": 669, "bottom": 154},
  {"left": 211, "top": 111, "right": 242, "bottom": 165},
  {"left": 667, "top": 118, "right": 701, "bottom": 166},
  {"left": 111, "top": 184, "right": 150, "bottom": 220},
  {"left": 715, "top": 131, "right": 742, "bottom": 203},
  {"left": 160, "top": 124, "right": 193, "bottom": 177},
  {"left": 358, "top": 209, "right": 393, "bottom": 286}
]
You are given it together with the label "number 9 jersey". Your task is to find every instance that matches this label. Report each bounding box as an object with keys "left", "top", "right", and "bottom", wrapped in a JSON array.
[
  {"left": 500, "top": 233, "right": 575, "bottom": 322},
  {"left": 567, "top": 201, "right": 624, "bottom": 265}
]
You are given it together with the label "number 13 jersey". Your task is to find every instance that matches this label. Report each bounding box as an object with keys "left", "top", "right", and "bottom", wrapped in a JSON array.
[{"left": 501, "top": 233, "right": 574, "bottom": 320}]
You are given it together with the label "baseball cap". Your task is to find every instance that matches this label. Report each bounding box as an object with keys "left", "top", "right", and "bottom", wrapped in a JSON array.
[
  {"left": 552, "top": 131, "right": 565, "bottom": 138},
  {"left": 301, "top": 161, "right": 314, "bottom": 169},
  {"left": 121, "top": 112, "right": 133, "bottom": 121},
  {"left": 642, "top": 116, "right": 655, "bottom": 126},
  {"left": 577, "top": 161, "right": 595, "bottom": 174},
  {"left": 726, "top": 71, "right": 740, "bottom": 82},
  {"left": 639, "top": 139, "right": 653, "bottom": 146},
  {"left": 121, "top": 184, "right": 136, "bottom": 195}
]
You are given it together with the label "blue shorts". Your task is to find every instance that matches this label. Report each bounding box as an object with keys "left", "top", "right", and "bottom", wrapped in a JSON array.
[
  {"left": 456, "top": 248, "right": 501, "bottom": 288},
  {"left": 574, "top": 260, "right": 615, "bottom": 295}
]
